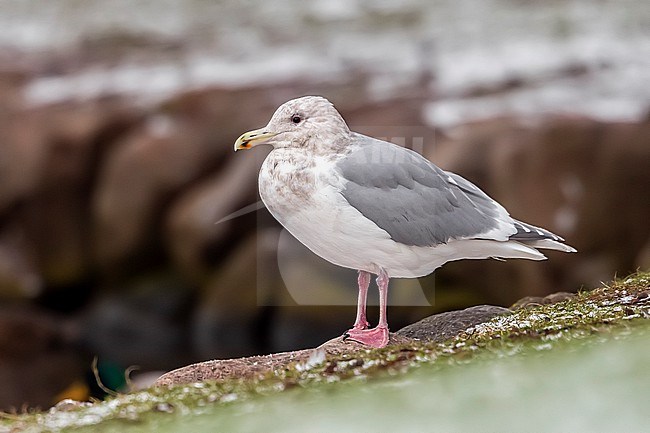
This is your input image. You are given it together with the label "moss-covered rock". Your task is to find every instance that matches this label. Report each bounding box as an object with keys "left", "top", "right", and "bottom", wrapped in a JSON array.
[{"left": 3, "top": 271, "right": 649, "bottom": 432}]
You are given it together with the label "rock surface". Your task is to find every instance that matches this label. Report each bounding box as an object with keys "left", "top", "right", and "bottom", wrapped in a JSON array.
[
  {"left": 396, "top": 305, "right": 511, "bottom": 342},
  {"left": 154, "top": 294, "right": 582, "bottom": 387},
  {"left": 154, "top": 334, "right": 414, "bottom": 387},
  {"left": 511, "top": 292, "right": 577, "bottom": 309},
  {"left": 154, "top": 304, "right": 510, "bottom": 387}
]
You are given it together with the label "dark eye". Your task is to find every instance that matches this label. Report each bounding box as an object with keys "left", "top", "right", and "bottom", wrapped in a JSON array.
[{"left": 291, "top": 115, "right": 302, "bottom": 124}]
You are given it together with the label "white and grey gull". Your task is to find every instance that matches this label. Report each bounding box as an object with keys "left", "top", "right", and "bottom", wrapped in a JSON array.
[{"left": 234, "top": 96, "right": 576, "bottom": 348}]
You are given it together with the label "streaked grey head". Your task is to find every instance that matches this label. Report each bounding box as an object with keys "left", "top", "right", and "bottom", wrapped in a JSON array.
[{"left": 234, "top": 96, "right": 350, "bottom": 153}]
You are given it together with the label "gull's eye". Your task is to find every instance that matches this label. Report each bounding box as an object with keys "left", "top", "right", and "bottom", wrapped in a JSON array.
[{"left": 291, "top": 115, "right": 302, "bottom": 124}]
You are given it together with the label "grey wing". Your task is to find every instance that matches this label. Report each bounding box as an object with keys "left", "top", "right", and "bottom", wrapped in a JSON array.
[{"left": 336, "top": 134, "right": 514, "bottom": 247}]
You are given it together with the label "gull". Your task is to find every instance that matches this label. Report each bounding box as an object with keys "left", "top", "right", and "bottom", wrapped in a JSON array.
[{"left": 234, "top": 96, "right": 576, "bottom": 348}]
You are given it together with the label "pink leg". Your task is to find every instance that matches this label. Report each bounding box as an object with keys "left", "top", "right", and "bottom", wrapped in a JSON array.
[
  {"left": 343, "top": 268, "right": 390, "bottom": 348},
  {"left": 376, "top": 269, "right": 389, "bottom": 330},
  {"left": 352, "top": 271, "right": 371, "bottom": 330}
]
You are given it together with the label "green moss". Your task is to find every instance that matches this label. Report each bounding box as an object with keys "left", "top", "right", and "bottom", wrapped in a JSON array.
[{"left": 3, "top": 271, "right": 649, "bottom": 432}]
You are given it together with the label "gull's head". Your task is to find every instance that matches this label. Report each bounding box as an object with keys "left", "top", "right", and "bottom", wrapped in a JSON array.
[{"left": 234, "top": 96, "right": 350, "bottom": 152}]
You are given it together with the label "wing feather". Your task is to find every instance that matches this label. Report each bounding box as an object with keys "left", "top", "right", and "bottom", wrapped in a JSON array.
[{"left": 336, "top": 134, "right": 514, "bottom": 247}]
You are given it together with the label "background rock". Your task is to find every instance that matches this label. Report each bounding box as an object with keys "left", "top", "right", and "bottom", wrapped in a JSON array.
[
  {"left": 430, "top": 117, "right": 650, "bottom": 302},
  {"left": 0, "top": 306, "right": 85, "bottom": 409}
]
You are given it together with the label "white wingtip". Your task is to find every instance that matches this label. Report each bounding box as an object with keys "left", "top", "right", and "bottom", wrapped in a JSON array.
[{"left": 522, "top": 239, "right": 577, "bottom": 253}]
